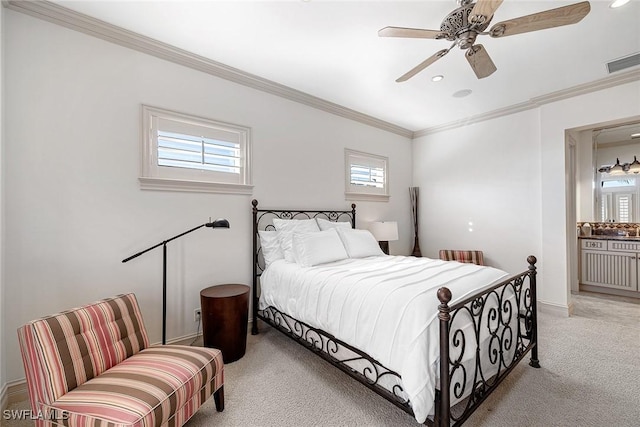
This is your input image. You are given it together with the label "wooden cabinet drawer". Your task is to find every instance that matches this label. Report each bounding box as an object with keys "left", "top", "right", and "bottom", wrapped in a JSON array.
[
  {"left": 608, "top": 240, "right": 640, "bottom": 252},
  {"left": 581, "top": 239, "right": 606, "bottom": 250}
]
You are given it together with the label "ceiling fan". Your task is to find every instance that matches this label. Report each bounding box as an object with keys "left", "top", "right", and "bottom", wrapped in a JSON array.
[{"left": 379, "top": 0, "right": 591, "bottom": 82}]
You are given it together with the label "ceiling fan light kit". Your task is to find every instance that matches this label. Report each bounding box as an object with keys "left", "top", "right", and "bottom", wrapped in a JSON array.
[{"left": 379, "top": 0, "right": 591, "bottom": 82}]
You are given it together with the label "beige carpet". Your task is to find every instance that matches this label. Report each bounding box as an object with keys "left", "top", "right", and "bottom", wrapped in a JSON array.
[{"left": 4, "top": 294, "right": 640, "bottom": 426}]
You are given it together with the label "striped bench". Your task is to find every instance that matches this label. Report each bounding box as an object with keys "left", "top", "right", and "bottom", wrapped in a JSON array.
[
  {"left": 17, "top": 293, "right": 224, "bottom": 427},
  {"left": 439, "top": 249, "right": 485, "bottom": 266}
]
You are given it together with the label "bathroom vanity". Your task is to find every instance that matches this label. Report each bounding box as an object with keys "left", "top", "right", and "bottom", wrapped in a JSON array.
[{"left": 580, "top": 235, "right": 640, "bottom": 298}]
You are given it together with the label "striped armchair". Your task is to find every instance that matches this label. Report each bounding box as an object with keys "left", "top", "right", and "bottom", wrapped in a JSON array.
[
  {"left": 17, "top": 293, "right": 224, "bottom": 427},
  {"left": 439, "top": 249, "right": 485, "bottom": 266}
]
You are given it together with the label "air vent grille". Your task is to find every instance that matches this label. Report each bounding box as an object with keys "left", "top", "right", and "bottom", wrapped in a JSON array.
[{"left": 606, "top": 53, "right": 640, "bottom": 74}]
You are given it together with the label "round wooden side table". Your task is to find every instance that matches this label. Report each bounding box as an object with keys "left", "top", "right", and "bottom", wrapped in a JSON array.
[{"left": 200, "top": 284, "right": 250, "bottom": 363}]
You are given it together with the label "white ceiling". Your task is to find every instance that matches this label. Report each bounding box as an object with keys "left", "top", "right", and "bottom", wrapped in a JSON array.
[{"left": 51, "top": 0, "right": 640, "bottom": 133}]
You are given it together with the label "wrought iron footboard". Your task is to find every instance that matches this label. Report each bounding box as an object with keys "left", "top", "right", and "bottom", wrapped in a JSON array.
[{"left": 435, "top": 256, "right": 539, "bottom": 426}]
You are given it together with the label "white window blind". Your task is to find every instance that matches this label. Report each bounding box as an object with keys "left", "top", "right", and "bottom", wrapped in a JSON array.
[
  {"left": 140, "top": 106, "right": 252, "bottom": 194},
  {"left": 345, "top": 149, "right": 389, "bottom": 201},
  {"left": 615, "top": 193, "right": 633, "bottom": 223},
  {"left": 600, "top": 194, "right": 610, "bottom": 222},
  {"left": 350, "top": 164, "right": 385, "bottom": 188},
  {"left": 157, "top": 131, "right": 240, "bottom": 174}
]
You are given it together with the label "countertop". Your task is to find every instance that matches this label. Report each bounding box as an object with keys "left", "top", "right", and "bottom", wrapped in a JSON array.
[{"left": 579, "top": 235, "right": 640, "bottom": 241}]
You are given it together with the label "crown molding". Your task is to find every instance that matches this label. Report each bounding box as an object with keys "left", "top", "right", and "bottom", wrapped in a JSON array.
[
  {"left": 412, "top": 100, "right": 534, "bottom": 138},
  {"left": 413, "top": 68, "right": 640, "bottom": 138},
  {"left": 530, "top": 68, "right": 640, "bottom": 106},
  {"left": 4, "top": 0, "right": 414, "bottom": 139}
]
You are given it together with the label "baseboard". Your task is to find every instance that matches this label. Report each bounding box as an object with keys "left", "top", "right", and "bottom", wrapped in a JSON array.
[
  {"left": 538, "top": 300, "right": 571, "bottom": 317},
  {"left": 156, "top": 319, "right": 254, "bottom": 346},
  {"left": 149, "top": 332, "right": 202, "bottom": 347},
  {"left": 579, "top": 284, "right": 640, "bottom": 299},
  {"left": 1, "top": 382, "right": 7, "bottom": 411},
  {"left": 1, "top": 379, "right": 29, "bottom": 409}
]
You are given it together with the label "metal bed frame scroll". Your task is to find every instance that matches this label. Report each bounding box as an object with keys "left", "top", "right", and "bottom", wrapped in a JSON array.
[{"left": 251, "top": 199, "right": 540, "bottom": 426}]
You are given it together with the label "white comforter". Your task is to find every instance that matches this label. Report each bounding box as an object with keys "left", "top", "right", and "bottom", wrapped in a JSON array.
[{"left": 259, "top": 255, "right": 509, "bottom": 423}]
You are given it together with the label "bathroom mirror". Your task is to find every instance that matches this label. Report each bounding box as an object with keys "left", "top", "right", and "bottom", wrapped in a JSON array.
[{"left": 593, "top": 122, "right": 640, "bottom": 223}]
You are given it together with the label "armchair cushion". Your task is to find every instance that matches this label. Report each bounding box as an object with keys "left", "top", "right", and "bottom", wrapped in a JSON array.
[{"left": 46, "top": 345, "right": 223, "bottom": 427}]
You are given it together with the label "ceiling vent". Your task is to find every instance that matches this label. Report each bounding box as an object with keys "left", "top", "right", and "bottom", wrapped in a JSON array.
[{"left": 606, "top": 52, "right": 640, "bottom": 74}]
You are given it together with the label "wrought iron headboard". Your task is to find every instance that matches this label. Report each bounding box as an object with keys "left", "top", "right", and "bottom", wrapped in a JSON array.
[{"left": 250, "top": 199, "right": 356, "bottom": 334}]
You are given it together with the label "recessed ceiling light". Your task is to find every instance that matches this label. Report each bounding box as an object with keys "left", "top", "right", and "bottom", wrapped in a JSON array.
[
  {"left": 610, "top": 0, "right": 630, "bottom": 8},
  {"left": 432, "top": 75, "right": 444, "bottom": 82},
  {"left": 452, "top": 89, "right": 473, "bottom": 98}
]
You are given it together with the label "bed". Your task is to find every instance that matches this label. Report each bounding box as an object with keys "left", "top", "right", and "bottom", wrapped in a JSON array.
[{"left": 251, "top": 200, "right": 539, "bottom": 426}]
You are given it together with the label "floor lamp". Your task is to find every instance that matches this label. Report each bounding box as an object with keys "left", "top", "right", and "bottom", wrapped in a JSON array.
[{"left": 122, "top": 218, "right": 230, "bottom": 344}]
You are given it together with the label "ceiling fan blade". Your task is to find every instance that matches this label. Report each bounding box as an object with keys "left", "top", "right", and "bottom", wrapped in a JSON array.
[
  {"left": 396, "top": 49, "right": 449, "bottom": 82},
  {"left": 465, "top": 44, "right": 497, "bottom": 79},
  {"left": 378, "top": 26, "right": 447, "bottom": 39},
  {"left": 469, "top": 0, "right": 504, "bottom": 24},
  {"left": 489, "top": 1, "right": 591, "bottom": 38}
]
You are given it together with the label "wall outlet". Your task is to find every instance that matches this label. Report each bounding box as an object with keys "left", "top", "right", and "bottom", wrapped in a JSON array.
[{"left": 194, "top": 308, "right": 201, "bottom": 322}]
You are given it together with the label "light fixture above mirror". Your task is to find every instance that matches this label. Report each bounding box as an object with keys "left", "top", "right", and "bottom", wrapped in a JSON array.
[{"left": 600, "top": 156, "right": 640, "bottom": 175}]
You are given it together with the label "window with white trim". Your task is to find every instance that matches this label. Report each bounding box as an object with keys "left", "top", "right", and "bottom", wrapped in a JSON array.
[
  {"left": 140, "top": 105, "right": 252, "bottom": 194},
  {"left": 344, "top": 149, "right": 389, "bottom": 202},
  {"left": 598, "top": 175, "right": 637, "bottom": 222}
]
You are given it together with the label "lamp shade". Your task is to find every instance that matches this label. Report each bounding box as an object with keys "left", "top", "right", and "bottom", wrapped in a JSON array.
[
  {"left": 369, "top": 221, "right": 399, "bottom": 242},
  {"left": 629, "top": 156, "right": 640, "bottom": 174},
  {"left": 206, "top": 218, "right": 230, "bottom": 228},
  {"left": 609, "top": 158, "right": 625, "bottom": 175}
]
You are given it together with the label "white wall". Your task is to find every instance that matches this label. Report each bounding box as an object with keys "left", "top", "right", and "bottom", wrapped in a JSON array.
[
  {"left": 412, "top": 109, "right": 543, "bottom": 274},
  {"left": 2, "top": 10, "right": 412, "bottom": 383},
  {"left": 414, "top": 80, "right": 640, "bottom": 314},
  {"left": 0, "top": 1, "right": 5, "bottom": 406}
]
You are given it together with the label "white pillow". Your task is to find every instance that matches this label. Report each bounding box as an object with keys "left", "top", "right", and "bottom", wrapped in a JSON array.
[
  {"left": 258, "top": 230, "right": 284, "bottom": 268},
  {"left": 336, "top": 228, "right": 385, "bottom": 258},
  {"left": 292, "top": 229, "right": 349, "bottom": 267},
  {"left": 316, "top": 217, "right": 352, "bottom": 231},
  {"left": 273, "top": 218, "right": 321, "bottom": 262}
]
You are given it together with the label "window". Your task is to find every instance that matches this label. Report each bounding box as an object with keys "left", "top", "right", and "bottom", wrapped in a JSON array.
[
  {"left": 140, "top": 105, "right": 252, "bottom": 194},
  {"left": 598, "top": 175, "right": 637, "bottom": 222},
  {"left": 344, "top": 149, "right": 389, "bottom": 201},
  {"left": 616, "top": 194, "right": 632, "bottom": 222}
]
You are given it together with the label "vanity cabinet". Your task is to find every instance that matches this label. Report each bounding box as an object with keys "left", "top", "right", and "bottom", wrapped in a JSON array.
[{"left": 580, "top": 239, "right": 640, "bottom": 295}]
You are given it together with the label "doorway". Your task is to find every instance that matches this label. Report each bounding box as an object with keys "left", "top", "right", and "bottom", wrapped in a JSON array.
[{"left": 566, "top": 118, "right": 640, "bottom": 314}]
